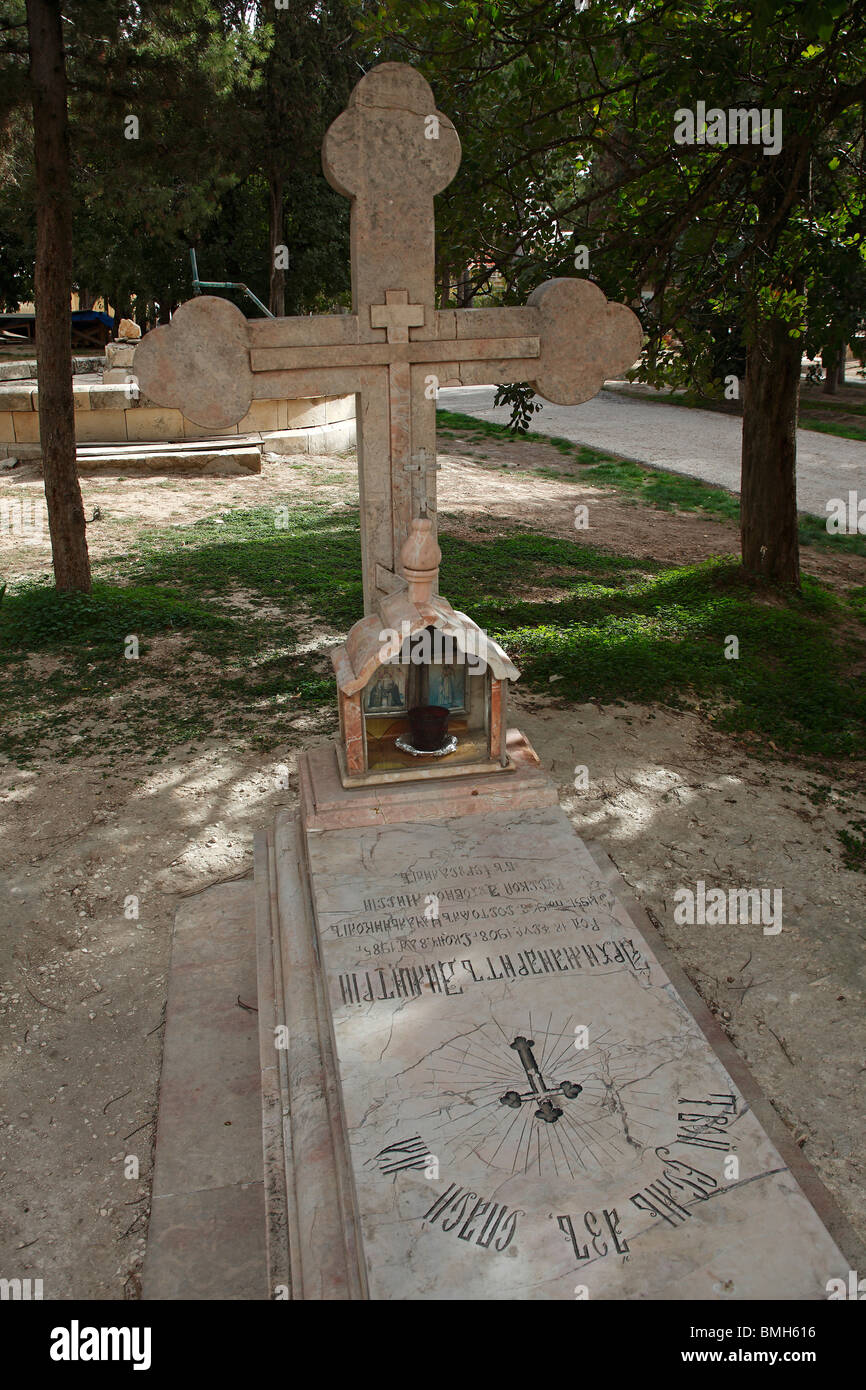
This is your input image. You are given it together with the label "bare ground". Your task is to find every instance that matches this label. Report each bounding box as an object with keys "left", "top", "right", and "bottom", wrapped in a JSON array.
[{"left": 1, "top": 433, "right": 865, "bottom": 1298}]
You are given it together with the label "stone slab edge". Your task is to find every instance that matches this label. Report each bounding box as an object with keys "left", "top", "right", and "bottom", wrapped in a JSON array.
[
  {"left": 254, "top": 827, "right": 294, "bottom": 1299},
  {"left": 255, "top": 817, "right": 368, "bottom": 1299}
]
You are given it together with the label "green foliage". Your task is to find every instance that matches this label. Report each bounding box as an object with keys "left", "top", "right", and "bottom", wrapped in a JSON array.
[
  {"left": 1, "top": 490, "right": 864, "bottom": 765},
  {"left": 0, "top": 580, "right": 220, "bottom": 654},
  {"left": 0, "top": 1, "right": 360, "bottom": 321},
  {"left": 442, "top": 536, "right": 865, "bottom": 758},
  {"left": 493, "top": 382, "right": 544, "bottom": 433},
  {"left": 369, "top": 1, "right": 866, "bottom": 420}
]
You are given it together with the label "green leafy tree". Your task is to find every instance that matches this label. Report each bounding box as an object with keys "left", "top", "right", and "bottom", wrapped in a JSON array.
[
  {"left": 364, "top": 0, "right": 866, "bottom": 586},
  {"left": 0, "top": 0, "right": 256, "bottom": 591},
  {"left": 234, "top": 0, "right": 359, "bottom": 316}
]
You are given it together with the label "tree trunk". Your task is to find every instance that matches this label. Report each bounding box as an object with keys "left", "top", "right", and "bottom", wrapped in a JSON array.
[
  {"left": 26, "top": 0, "right": 90, "bottom": 593},
  {"left": 268, "top": 174, "right": 285, "bottom": 317},
  {"left": 740, "top": 314, "right": 801, "bottom": 586},
  {"left": 822, "top": 345, "right": 839, "bottom": 395},
  {"left": 456, "top": 266, "right": 473, "bottom": 308}
]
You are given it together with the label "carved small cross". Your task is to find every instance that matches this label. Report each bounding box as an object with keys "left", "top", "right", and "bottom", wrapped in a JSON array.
[
  {"left": 405, "top": 447, "right": 440, "bottom": 516},
  {"left": 135, "top": 62, "right": 642, "bottom": 615},
  {"left": 499, "top": 1035, "right": 583, "bottom": 1125}
]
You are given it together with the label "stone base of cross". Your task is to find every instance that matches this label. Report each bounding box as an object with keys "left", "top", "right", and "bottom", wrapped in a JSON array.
[{"left": 135, "top": 62, "right": 642, "bottom": 617}]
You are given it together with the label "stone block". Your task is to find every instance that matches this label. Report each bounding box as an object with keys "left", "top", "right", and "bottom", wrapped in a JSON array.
[
  {"left": 104, "top": 341, "right": 137, "bottom": 369},
  {"left": 237, "top": 399, "right": 285, "bottom": 433},
  {"left": 1, "top": 442, "right": 40, "bottom": 460},
  {"left": 286, "top": 399, "right": 328, "bottom": 428},
  {"left": 254, "top": 780, "right": 856, "bottom": 1300},
  {"left": 325, "top": 394, "right": 356, "bottom": 424},
  {"left": 0, "top": 412, "right": 15, "bottom": 443},
  {"left": 0, "top": 361, "right": 34, "bottom": 382},
  {"left": 125, "top": 407, "right": 185, "bottom": 442},
  {"left": 12, "top": 413, "right": 40, "bottom": 443},
  {"left": 74, "top": 410, "right": 128, "bottom": 444},
  {"left": 0, "top": 389, "right": 34, "bottom": 412},
  {"left": 182, "top": 416, "right": 239, "bottom": 439},
  {"left": 89, "top": 384, "right": 136, "bottom": 410},
  {"left": 259, "top": 431, "right": 307, "bottom": 456},
  {"left": 319, "top": 420, "right": 356, "bottom": 453}
]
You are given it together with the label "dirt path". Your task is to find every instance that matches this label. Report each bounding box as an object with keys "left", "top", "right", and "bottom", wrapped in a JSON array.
[{"left": 1, "top": 442, "right": 864, "bottom": 1297}]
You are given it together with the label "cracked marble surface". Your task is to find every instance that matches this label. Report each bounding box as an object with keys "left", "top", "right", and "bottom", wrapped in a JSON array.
[{"left": 299, "top": 805, "right": 848, "bottom": 1299}]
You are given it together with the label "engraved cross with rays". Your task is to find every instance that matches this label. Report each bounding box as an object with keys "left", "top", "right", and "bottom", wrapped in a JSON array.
[{"left": 499, "top": 1035, "right": 583, "bottom": 1124}]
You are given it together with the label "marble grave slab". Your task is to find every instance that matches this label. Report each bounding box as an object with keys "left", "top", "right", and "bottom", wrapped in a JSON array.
[{"left": 257, "top": 794, "right": 853, "bottom": 1300}]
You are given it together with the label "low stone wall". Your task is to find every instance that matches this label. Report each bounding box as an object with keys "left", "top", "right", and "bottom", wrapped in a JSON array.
[{"left": 0, "top": 373, "right": 356, "bottom": 460}]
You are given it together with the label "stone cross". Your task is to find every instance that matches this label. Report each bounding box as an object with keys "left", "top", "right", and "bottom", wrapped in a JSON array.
[{"left": 135, "top": 62, "right": 642, "bottom": 615}]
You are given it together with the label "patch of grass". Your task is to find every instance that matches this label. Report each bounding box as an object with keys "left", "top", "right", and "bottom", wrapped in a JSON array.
[
  {"left": 123, "top": 504, "right": 364, "bottom": 631},
  {"left": 800, "top": 397, "right": 866, "bottom": 418},
  {"left": 0, "top": 504, "right": 360, "bottom": 764},
  {"left": 796, "top": 515, "right": 866, "bottom": 557},
  {"left": 439, "top": 407, "right": 866, "bottom": 558},
  {"left": 0, "top": 580, "right": 222, "bottom": 655},
  {"left": 582, "top": 458, "right": 741, "bottom": 524},
  {"left": 839, "top": 819, "right": 866, "bottom": 871},
  {"left": 799, "top": 419, "right": 866, "bottom": 443},
  {"left": 2, "top": 492, "right": 865, "bottom": 770},
  {"left": 438, "top": 533, "right": 866, "bottom": 759},
  {"left": 582, "top": 459, "right": 866, "bottom": 557},
  {"left": 615, "top": 385, "right": 866, "bottom": 442},
  {"left": 437, "top": 409, "right": 519, "bottom": 441}
]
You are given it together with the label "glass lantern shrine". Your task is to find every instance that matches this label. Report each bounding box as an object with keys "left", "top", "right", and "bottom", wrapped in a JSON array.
[{"left": 331, "top": 518, "right": 519, "bottom": 786}]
